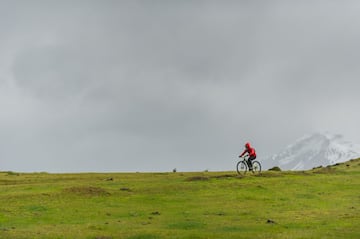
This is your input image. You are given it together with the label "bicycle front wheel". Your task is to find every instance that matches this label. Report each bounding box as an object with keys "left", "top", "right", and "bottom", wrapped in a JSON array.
[
  {"left": 236, "top": 161, "right": 247, "bottom": 175},
  {"left": 252, "top": 161, "right": 262, "bottom": 174}
]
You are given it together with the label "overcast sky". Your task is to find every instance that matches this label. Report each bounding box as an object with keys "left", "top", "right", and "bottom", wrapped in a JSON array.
[{"left": 1, "top": 1, "right": 360, "bottom": 172}]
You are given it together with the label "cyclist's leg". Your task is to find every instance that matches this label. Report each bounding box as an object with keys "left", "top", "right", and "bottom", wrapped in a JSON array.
[{"left": 248, "top": 156, "right": 256, "bottom": 169}]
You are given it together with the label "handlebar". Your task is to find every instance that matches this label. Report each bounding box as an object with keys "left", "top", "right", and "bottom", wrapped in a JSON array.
[{"left": 239, "top": 155, "right": 249, "bottom": 159}]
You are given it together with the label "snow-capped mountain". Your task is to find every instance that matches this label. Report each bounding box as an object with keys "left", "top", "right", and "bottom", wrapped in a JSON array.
[{"left": 265, "top": 133, "right": 360, "bottom": 170}]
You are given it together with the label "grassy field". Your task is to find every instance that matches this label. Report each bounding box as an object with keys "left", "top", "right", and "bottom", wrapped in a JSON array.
[{"left": 0, "top": 159, "right": 359, "bottom": 239}]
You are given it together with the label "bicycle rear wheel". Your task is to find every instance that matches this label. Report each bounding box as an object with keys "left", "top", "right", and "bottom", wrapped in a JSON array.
[
  {"left": 236, "top": 161, "right": 247, "bottom": 175},
  {"left": 252, "top": 161, "right": 262, "bottom": 174}
]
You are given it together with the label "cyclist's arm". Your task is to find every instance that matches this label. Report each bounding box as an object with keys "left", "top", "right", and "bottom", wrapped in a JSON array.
[{"left": 239, "top": 149, "right": 248, "bottom": 157}]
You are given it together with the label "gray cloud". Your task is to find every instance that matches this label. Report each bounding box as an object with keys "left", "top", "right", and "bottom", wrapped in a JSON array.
[{"left": 0, "top": 1, "right": 360, "bottom": 172}]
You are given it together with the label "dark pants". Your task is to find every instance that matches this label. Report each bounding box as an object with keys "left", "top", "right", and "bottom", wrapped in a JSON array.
[{"left": 247, "top": 155, "right": 256, "bottom": 168}]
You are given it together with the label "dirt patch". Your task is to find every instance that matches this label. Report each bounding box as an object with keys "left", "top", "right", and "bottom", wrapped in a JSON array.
[
  {"left": 64, "top": 186, "right": 110, "bottom": 197},
  {"left": 267, "top": 219, "right": 276, "bottom": 224},
  {"left": 120, "top": 187, "right": 132, "bottom": 192},
  {"left": 255, "top": 173, "right": 283, "bottom": 178},
  {"left": 211, "top": 174, "right": 235, "bottom": 179},
  {"left": 185, "top": 176, "right": 209, "bottom": 181}
]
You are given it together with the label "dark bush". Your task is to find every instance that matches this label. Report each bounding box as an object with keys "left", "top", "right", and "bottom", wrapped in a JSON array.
[{"left": 268, "top": 166, "right": 281, "bottom": 171}]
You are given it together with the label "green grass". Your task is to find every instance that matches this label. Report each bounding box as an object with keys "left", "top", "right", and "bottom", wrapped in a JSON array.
[{"left": 0, "top": 159, "right": 359, "bottom": 239}]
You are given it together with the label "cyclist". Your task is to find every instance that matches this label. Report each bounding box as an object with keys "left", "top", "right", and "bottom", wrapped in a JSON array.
[{"left": 239, "top": 142, "right": 257, "bottom": 170}]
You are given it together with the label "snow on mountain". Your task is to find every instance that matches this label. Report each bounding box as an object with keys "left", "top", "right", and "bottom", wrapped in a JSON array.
[{"left": 265, "top": 132, "right": 360, "bottom": 170}]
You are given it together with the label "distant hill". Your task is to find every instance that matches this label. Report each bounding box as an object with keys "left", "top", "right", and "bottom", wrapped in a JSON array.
[
  {"left": 312, "top": 158, "right": 360, "bottom": 172},
  {"left": 264, "top": 132, "right": 360, "bottom": 170}
]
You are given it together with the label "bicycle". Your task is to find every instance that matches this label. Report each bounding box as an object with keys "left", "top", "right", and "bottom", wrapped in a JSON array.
[{"left": 236, "top": 155, "right": 262, "bottom": 175}]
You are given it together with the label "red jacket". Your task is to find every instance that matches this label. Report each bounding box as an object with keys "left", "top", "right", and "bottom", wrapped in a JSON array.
[{"left": 240, "top": 142, "right": 256, "bottom": 157}]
